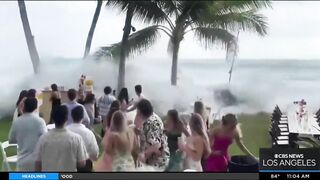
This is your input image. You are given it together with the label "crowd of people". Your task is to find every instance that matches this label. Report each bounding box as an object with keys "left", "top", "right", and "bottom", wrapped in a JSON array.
[{"left": 8, "top": 82, "right": 257, "bottom": 172}]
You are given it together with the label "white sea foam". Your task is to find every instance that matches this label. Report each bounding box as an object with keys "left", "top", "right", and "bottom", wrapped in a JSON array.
[{"left": 1, "top": 57, "right": 320, "bottom": 119}]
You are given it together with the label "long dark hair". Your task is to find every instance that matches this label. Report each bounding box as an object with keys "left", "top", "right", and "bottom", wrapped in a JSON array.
[
  {"left": 167, "top": 109, "right": 183, "bottom": 133},
  {"left": 16, "top": 90, "right": 28, "bottom": 107},
  {"left": 118, "top": 88, "right": 129, "bottom": 104},
  {"left": 105, "top": 100, "right": 121, "bottom": 128},
  {"left": 190, "top": 113, "right": 211, "bottom": 158}
]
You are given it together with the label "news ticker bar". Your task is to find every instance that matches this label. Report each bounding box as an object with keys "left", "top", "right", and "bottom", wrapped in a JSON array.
[
  {"left": 7, "top": 172, "right": 320, "bottom": 180},
  {"left": 8, "top": 173, "right": 259, "bottom": 180}
]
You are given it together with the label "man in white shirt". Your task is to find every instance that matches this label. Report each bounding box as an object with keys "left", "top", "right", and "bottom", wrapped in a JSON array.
[
  {"left": 127, "top": 84, "right": 145, "bottom": 112},
  {"left": 9, "top": 97, "right": 47, "bottom": 171},
  {"left": 67, "top": 106, "right": 99, "bottom": 172},
  {"left": 34, "top": 105, "right": 88, "bottom": 172},
  {"left": 97, "top": 86, "right": 116, "bottom": 122},
  {"left": 63, "top": 89, "right": 90, "bottom": 128}
]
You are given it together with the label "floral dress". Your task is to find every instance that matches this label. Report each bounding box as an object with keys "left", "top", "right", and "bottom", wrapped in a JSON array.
[
  {"left": 112, "top": 153, "right": 135, "bottom": 171},
  {"left": 139, "top": 113, "right": 170, "bottom": 170}
]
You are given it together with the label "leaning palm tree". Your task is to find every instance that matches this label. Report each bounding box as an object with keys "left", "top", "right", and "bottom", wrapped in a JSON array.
[
  {"left": 83, "top": 0, "right": 103, "bottom": 59},
  {"left": 18, "top": 0, "right": 41, "bottom": 74},
  {"left": 102, "top": 1, "right": 169, "bottom": 91},
  {"left": 98, "top": 0, "right": 271, "bottom": 86}
]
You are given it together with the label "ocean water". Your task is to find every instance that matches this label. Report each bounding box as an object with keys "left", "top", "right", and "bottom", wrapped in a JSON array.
[
  {"left": 1, "top": 58, "right": 320, "bottom": 118},
  {"left": 180, "top": 59, "right": 320, "bottom": 114}
]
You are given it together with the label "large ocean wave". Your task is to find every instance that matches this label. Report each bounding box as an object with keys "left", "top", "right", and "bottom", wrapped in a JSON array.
[{"left": 1, "top": 57, "right": 320, "bottom": 119}]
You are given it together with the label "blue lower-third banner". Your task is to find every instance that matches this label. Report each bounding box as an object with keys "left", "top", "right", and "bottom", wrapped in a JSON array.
[{"left": 9, "top": 173, "right": 59, "bottom": 180}]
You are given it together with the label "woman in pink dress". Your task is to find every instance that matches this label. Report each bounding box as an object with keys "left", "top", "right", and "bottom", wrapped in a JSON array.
[{"left": 205, "top": 114, "right": 256, "bottom": 172}]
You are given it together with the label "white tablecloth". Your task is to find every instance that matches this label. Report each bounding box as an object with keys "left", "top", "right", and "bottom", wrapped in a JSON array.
[{"left": 287, "top": 105, "right": 320, "bottom": 135}]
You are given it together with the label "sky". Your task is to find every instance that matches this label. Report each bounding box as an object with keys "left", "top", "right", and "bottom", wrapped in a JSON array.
[{"left": 1, "top": 1, "right": 320, "bottom": 61}]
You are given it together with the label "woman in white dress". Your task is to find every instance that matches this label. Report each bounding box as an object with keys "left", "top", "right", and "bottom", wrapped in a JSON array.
[{"left": 178, "top": 113, "right": 211, "bottom": 171}]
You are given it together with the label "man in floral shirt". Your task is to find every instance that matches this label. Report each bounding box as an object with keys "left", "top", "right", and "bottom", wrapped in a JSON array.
[{"left": 134, "top": 99, "right": 170, "bottom": 170}]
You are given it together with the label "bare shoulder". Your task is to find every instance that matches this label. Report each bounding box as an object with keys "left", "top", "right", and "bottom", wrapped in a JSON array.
[
  {"left": 192, "top": 135, "right": 205, "bottom": 150},
  {"left": 108, "top": 131, "right": 120, "bottom": 138},
  {"left": 192, "top": 135, "right": 204, "bottom": 143},
  {"left": 105, "top": 132, "right": 120, "bottom": 144}
]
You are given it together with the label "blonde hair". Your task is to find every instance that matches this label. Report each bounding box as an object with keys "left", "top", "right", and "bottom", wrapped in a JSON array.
[
  {"left": 222, "top": 113, "right": 242, "bottom": 137},
  {"left": 110, "top": 111, "right": 127, "bottom": 132},
  {"left": 190, "top": 113, "right": 211, "bottom": 157}
]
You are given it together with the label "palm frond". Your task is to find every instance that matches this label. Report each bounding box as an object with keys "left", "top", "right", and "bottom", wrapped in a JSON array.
[
  {"left": 106, "top": 1, "right": 168, "bottom": 24},
  {"left": 105, "top": 0, "right": 130, "bottom": 14},
  {"left": 156, "top": 0, "right": 180, "bottom": 17},
  {"left": 124, "top": 25, "right": 161, "bottom": 57},
  {"left": 198, "top": 10, "right": 268, "bottom": 36},
  {"left": 193, "top": 27, "right": 235, "bottom": 49},
  {"left": 95, "top": 25, "right": 161, "bottom": 59},
  {"left": 132, "top": 1, "right": 168, "bottom": 24},
  {"left": 219, "top": 0, "right": 272, "bottom": 11},
  {"left": 205, "top": 0, "right": 271, "bottom": 15},
  {"left": 188, "top": 1, "right": 269, "bottom": 35}
]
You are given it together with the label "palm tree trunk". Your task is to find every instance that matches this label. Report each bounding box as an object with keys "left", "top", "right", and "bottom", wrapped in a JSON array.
[
  {"left": 83, "top": 0, "right": 103, "bottom": 59},
  {"left": 171, "top": 40, "right": 181, "bottom": 86},
  {"left": 18, "top": 0, "right": 40, "bottom": 74},
  {"left": 117, "top": 3, "right": 134, "bottom": 91}
]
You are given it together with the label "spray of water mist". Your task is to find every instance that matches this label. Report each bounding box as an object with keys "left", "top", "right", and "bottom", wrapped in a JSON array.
[
  {"left": 2, "top": 57, "right": 319, "bottom": 120},
  {"left": 0, "top": 56, "right": 217, "bottom": 119}
]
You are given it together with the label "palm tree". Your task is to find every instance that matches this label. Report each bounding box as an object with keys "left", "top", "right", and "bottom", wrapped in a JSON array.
[
  {"left": 117, "top": 2, "right": 134, "bottom": 92},
  {"left": 160, "top": 0, "right": 271, "bottom": 85},
  {"left": 99, "top": 0, "right": 271, "bottom": 86},
  {"left": 18, "top": 0, "right": 40, "bottom": 74},
  {"left": 83, "top": 0, "right": 103, "bottom": 59},
  {"left": 104, "top": 1, "right": 169, "bottom": 91}
]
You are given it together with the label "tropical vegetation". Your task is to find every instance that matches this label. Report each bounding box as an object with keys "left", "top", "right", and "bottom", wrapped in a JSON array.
[{"left": 96, "top": 0, "right": 271, "bottom": 87}]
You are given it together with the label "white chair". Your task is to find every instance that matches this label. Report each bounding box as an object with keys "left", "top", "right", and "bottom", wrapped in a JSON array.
[
  {"left": 279, "top": 120, "right": 288, "bottom": 124},
  {"left": 280, "top": 132, "right": 289, "bottom": 136},
  {"left": 276, "top": 140, "right": 289, "bottom": 146},
  {"left": 0, "top": 141, "right": 18, "bottom": 171},
  {"left": 46, "top": 124, "right": 55, "bottom": 131},
  {"left": 184, "top": 169, "right": 197, "bottom": 172},
  {"left": 277, "top": 136, "right": 289, "bottom": 140}
]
